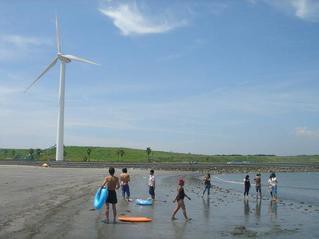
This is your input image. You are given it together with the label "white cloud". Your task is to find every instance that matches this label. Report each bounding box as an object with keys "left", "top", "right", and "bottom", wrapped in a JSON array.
[
  {"left": 0, "top": 34, "right": 51, "bottom": 61},
  {"left": 0, "top": 85, "right": 21, "bottom": 96},
  {"left": 99, "top": 2, "right": 187, "bottom": 36},
  {"left": 295, "top": 127, "right": 319, "bottom": 137},
  {"left": 0, "top": 34, "right": 51, "bottom": 48},
  {"left": 252, "top": 0, "right": 319, "bottom": 22},
  {"left": 291, "top": 0, "right": 319, "bottom": 20}
]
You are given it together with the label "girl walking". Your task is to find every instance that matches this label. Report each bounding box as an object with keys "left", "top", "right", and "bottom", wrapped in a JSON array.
[
  {"left": 202, "top": 173, "right": 211, "bottom": 197},
  {"left": 171, "top": 179, "right": 191, "bottom": 221}
]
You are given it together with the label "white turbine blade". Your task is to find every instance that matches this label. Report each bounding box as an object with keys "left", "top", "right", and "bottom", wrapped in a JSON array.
[
  {"left": 56, "top": 16, "right": 61, "bottom": 53},
  {"left": 24, "top": 57, "right": 58, "bottom": 92},
  {"left": 62, "top": 54, "right": 99, "bottom": 65}
]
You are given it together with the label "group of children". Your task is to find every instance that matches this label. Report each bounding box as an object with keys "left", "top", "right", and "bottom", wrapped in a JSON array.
[
  {"left": 100, "top": 167, "right": 192, "bottom": 223},
  {"left": 243, "top": 173, "right": 278, "bottom": 201},
  {"left": 100, "top": 168, "right": 278, "bottom": 224}
]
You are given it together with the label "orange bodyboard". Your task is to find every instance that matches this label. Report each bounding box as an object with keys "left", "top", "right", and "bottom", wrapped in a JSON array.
[{"left": 118, "top": 216, "right": 152, "bottom": 222}]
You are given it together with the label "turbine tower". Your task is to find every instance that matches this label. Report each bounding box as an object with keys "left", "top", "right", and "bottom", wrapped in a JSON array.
[{"left": 25, "top": 17, "right": 98, "bottom": 161}]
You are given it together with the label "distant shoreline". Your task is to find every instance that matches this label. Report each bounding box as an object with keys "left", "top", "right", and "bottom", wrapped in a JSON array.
[{"left": 1, "top": 160, "right": 319, "bottom": 173}]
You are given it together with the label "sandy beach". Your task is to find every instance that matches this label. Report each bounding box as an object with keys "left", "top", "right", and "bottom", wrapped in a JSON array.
[{"left": 1, "top": 165, "right": 318, "bottom": 238}]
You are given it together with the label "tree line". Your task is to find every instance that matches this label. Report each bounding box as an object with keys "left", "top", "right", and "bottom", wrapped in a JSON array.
[{"left": 0, "top": 146, "right": 153, "bottom": 161}]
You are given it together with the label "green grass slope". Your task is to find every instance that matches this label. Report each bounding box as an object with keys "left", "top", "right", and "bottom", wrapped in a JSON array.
[{"left": 0, "top": 146, "right": 318, "bottom": 163}]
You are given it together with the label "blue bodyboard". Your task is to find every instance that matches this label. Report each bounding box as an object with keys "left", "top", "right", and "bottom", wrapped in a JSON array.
[
  {"left": 94, "top": 187, "right": 107, "bottom": 210},
  {"left": 136, "top": 198, "right": 153, "bottom": 206}
]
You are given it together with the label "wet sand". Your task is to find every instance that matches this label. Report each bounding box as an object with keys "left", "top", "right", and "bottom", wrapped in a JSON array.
[{"left": 0, "top": 165, "right": 318, "bottom": 238}]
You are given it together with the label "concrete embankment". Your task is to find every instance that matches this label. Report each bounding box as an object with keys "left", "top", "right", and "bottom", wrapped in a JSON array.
[{"left": 0, "top": 160, "right": 319, "bottom": 173}]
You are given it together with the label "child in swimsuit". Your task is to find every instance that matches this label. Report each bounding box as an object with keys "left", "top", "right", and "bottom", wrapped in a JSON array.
[
  {"left": 171, "top": 179, "right": 191, "bottom": 221},
  {"left": 101, "top": 167, "right": 120, "bottom": 224},
  {"left": 202, "top": 173, "right": 211, "bottom": 197},
  {"left": 120, "top": 168, "right": 130, "bottom": 201},
  {"left": 244, "top": 175, "right": 251, "bottom": 198},
  {"left": 254, "top": 173, "right": 262, "bottom": 199},
  {"left": 148, "top": 169, "right": 155, "bottom": 200}
]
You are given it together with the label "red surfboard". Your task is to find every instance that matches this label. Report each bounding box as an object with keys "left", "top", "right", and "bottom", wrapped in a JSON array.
[{"left": 118, "top": 216, "right": 152, "bottom": 222}]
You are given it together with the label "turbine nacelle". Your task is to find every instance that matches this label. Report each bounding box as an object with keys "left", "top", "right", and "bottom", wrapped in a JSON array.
[{"left": 58, "top": 54, "right": 71, "bottom": 63}]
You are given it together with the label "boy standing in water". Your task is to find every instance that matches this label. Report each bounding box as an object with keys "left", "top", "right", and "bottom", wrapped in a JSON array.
[
  {"left": 120, "top": 168, "right": 130, "bottom": 201},
  {"left": 244, "top": 175, "right": 251, "bottom": 198},
  {"left": 148, "top": 169, "right": 155, "bottom": 200},
  {"left": 171, "top": 179, "right": 191, "bottom": 221},
  {"left": 202, "top": 173, "right": 211, "bottom": 197},
  {"left": 269, "top": 173, "right": 278, "bottom": 201},
  {"left": 268, "top": 175, "right": 273, "bottom": 198},
  {"left": 101, "top": 167, "right": 120, "bottom": 224},
  {"left": 254, "top": 173, "right": 262, "bottom": 199}
]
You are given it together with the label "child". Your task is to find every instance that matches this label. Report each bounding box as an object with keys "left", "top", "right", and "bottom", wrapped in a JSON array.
[
  {"left": 101, "top": 167, "right": 120, "bottom": 224},
  {"left": 171, "top": 179, "right": 191, "bottom": 221},
  {"left": 120, "top": 168, "right": 130, "bottom": 201},
  {"left": 244, "top": 175, "right": 251, "bottom": 198},
  {"left": 270, "top": 173, "right": 278, "bottom": 201},
  {"left": 148, "top": 169, "right": 155, "bottom": 200},
  {"left": 202, "top": 173, "right": 211, "bottom": 197},
  {"left": 268, "top": 175, "right": 273, "bottom": 198},
  {"left": 254, "top": 173, "right": 262, "bottom": 199}
]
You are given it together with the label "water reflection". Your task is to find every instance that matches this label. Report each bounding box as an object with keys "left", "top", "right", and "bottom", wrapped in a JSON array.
[
  {"left": 244, "top": 199, "right": 250, "bottom": 216},
  {"left": 269, "top": 200, "right": 277, "bottom": 220},
  {"left": 244, "top": 199, "right": 250, "bottom": 224},
  {"left": 255, "top": 199, "right": 261, "bottom": 222},
  {"left": 172, "top": 220, "right": 188, "bottom": 238},
  {"left": 202, "top": 198, "right": 210, "bottom": 220}
]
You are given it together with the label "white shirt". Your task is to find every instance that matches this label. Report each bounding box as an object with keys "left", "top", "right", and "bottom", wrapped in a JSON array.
[
  {"left": 271, "top": 177, "right": 278, "bottom": 186},
  {"left": 268, "top": 177, "right": 278, "bottom": 187},
  {"left": 148, "top": 175, "right": 155, "bottom": 187}
]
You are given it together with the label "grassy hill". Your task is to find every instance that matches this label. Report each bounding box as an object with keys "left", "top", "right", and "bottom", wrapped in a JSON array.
[{"left": 0, "top": 146, "right": 319, "bottom": 163}]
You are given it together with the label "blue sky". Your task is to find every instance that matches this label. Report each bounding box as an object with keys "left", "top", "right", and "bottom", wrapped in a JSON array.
[{"left": 0, "top": 0, "right": 319, "bottom": 155}]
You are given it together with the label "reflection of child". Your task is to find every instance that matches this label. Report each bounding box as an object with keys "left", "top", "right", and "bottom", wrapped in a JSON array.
[
  {"left": 148, "top": 170, "right": 155, "bottom": 199},
  {"left": 171, "top": 179, "right": 191, "bottom": 221},
  {"left": 202, "top": 173, "right": 211, "bottom": 197},
  {"left": 101, "top": 167, "right": 120, "bottom": 224},
  {"left": 120, "top": 168, "right": 130, "bottom": 200},
  {"left": 269, "top": 200, "right": 277, "bottom": 219},
  {"left": 244, "top": 175, "right": 251, "bottom": 198}
]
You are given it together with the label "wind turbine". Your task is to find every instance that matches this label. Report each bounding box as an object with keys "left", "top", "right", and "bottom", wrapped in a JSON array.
[{"left": 25, "top": 17, "right": 98, "bottom": 161}]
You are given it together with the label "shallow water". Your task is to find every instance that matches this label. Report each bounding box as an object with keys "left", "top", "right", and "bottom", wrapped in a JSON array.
[
  {"left": 213, "top": 172, "right": 319, "bottom": 206},
  {"left": 91, "top": 171, "right": 319, "bottom": 239}
]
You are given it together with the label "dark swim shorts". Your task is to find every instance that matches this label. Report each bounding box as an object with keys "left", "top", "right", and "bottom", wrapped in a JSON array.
[
  {"left": 149, "top": 186, "right": 155, "bottom": 196},
  {"left": 122, "top": 184, "right": 130, "bottom": 198},
  {"left": 256, "top": 186, "right": 261, "bottom": 192},
  {"left": 106, "top": 190, "right": 117, "bottom": 204}
]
